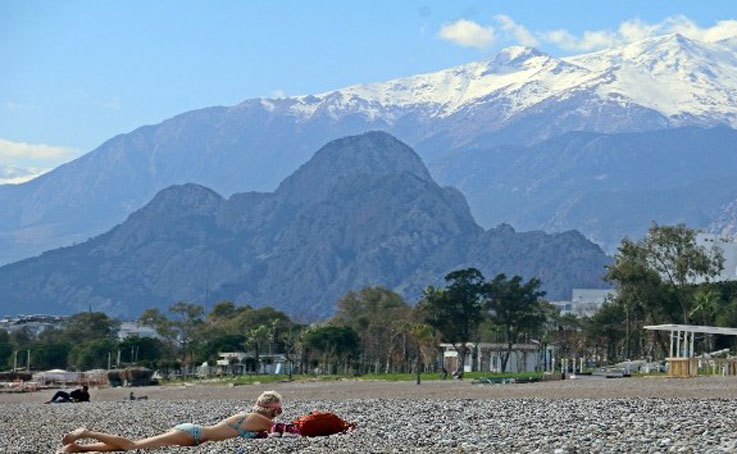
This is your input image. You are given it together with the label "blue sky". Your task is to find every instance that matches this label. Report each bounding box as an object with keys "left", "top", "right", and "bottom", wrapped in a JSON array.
[{"left": 1, "top": 1, "right": 736, "bottom": 174}]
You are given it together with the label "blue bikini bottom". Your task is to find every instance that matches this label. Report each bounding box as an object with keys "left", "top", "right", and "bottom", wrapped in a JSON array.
[{"left": 173, "top": 423, "right": 203, "bottom": 445}]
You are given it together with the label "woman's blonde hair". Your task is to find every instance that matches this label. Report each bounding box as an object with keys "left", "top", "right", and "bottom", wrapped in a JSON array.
[{"left": 252, "top": 390, "right": 283, "bottom": 415}]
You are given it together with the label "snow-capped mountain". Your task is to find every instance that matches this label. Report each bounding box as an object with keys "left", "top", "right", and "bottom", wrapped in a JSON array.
[
  {"left": 567, "top": 34, "right": 737, "bottom": 124},
  {"left": 2, "top": 32, "right": 737, "bottom": 265},
  {"left": 288, "top": 46, "right": 589, "bottom": 120},
  {"left": 277, "top": 33, "right": 737, "bottom": 131}
]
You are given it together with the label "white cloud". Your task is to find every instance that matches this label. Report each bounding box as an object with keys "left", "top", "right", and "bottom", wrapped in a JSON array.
[
  {"left": 0, "top": 138, "right": 79, "bottom": 166},
  {"left": 270, "top": 89, "right": 286, "bottom": 98},
  {"left": 543, "top": 29, "right": 578, "bottom": 50},
  {"left": 544, "top": 28, "right": 618, "bottom": 51},
  {"left": 0, "top": 165, "right": 50, "bottom": 185},
  {"left": 495, "top": 14, "right": 538, "bottom": 47},
  {"left": 618, "top": 18, "right": 662, "bottom": 42},
  {"left": 438, "top": 19, "right": 496, "bottom": 50},
  {"left": 542, "top": 15, "right": 737, "bottom": 52},
  {"left": 664, "top": 15, "right": 737, "bottom": 43},
  {"left": 436, "top": 14, "right": 737, "bottom": 53}
]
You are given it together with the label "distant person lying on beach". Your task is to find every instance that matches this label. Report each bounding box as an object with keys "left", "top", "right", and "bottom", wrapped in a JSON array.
[
  {"left": 56, "top": 390, "right": 283, "bottom": 453},
  {"left": 45, "top": 385, "right": 90, "bottom": 404}
]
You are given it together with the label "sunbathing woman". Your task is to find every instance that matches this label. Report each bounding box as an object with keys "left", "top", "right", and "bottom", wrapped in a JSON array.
[{"left": 57, "top": 390, "right": 283, "bottom": 453}]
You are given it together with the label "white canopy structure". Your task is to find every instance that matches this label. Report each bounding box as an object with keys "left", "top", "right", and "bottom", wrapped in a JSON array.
[
  {"left": 644, "top": 324, "right": 737, "bottom": 377},
  {"left": 644, "top": 324, "right": 737, "bottom": 359}
]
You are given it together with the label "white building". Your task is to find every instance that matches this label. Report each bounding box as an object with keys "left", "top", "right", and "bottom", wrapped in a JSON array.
[
  {"left": 117, "top": 321, "right": 162, "bottom": 341},
  {"left": 695, "top": 233, "right": 737, "bottom": 283},
  {"left": 440, "top": 342, "right": 555, "bottom": 373},
  {"left": 214, "top": 352, "right": 290, "bottom": 375},
  {"left": 551, "top": 288, "right": 617, "bottom": 317}
]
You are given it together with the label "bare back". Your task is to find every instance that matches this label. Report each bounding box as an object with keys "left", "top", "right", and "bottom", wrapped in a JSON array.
[{"left": 201, "top": 412, "right": 273, "bottom": 443}]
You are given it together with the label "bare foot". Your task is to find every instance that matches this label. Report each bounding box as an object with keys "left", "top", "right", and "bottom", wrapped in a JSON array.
[
  {"left": 56, "top": 443, "right": 80, "bottom": 453},
  {"left": 61, "top": 428, "right": 87, "bottom": 445}
]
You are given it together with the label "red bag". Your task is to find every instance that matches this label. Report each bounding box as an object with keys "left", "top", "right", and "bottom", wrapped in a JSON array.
[{"left": 291, "top": 411, "right": 356, "bottom": 437}]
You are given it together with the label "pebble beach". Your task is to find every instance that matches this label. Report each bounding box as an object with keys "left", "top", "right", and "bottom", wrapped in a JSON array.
[{"left": 3, "top": 377, "right": 737, "bottom": 453}]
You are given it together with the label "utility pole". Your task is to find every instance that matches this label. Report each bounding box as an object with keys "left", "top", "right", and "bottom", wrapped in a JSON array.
[
  {"left": 108, "top": 352, "right": 112, "bottom": 370},
  {"left": 13, "top": 350, "right": 17, "bottom": 372},
  {"left": 625, "top": 303, "right": 630, "bottom": 360}
]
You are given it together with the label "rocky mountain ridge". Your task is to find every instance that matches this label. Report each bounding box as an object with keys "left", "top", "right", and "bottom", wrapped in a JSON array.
[{"left": 0, "top": 133, "right": 611, "bottom": 318}]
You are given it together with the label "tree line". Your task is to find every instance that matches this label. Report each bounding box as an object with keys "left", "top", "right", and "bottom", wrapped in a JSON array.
[
  {"left": 2, "top": 223, "right": 735, "bottom": 377},
  {"left": 0, "top": 272, "right": 548, "bottom": 377}
]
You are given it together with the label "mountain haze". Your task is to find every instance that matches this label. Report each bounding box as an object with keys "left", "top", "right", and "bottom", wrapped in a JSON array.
[
  {"left": 0, "top": 133, "right": 610, "bottom": 318},
  {"left": 2, "top": 33, "right": 737, "bottom": 263},
  {"left": 435, "top": 126, "right": 737, "bottom": 251}
]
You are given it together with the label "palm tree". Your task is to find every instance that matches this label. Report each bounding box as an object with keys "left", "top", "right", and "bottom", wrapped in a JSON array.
[
  {"left": 409, "top": 324, "right": 435, "bottom": 385},
  {"left": 690, "top": 289, "right": 719, "bottom": 353},
  {"left": 245, "top": 325, "right": 271, "bottom": 374}
]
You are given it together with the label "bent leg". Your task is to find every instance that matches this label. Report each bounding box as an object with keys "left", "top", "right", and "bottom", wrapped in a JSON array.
[{"left": 51, "top": 391, "right": 71, "bottom": 402}]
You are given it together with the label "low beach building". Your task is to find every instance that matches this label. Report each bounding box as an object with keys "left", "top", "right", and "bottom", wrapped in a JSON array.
[
  {"left": 209, "top": 352, "right": 290, "bottom": 376},
  {"left": 440, "top": 342, "right": 556, "bottom": 373}
]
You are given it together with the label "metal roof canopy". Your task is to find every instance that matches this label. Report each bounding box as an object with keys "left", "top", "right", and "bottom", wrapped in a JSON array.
[
  {"left": 644, "top": 324, "right": 737, "bottom": 336},
  {"left": 644, "top": 324, "right": 737, "bottom": 359}
]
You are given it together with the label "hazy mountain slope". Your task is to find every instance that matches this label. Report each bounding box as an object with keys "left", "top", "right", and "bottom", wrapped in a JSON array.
[
  {"left": 433, "top": 127, "right": 737, "bottom": 251},
  {"left": 0, "top": 132, "right": 610, "bottom": 318}
]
